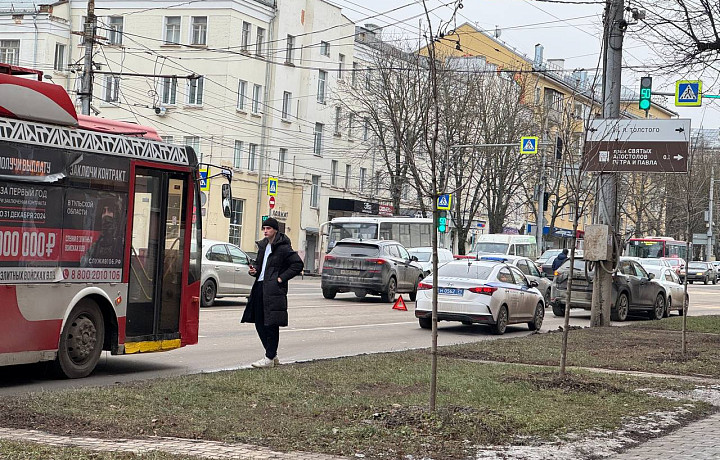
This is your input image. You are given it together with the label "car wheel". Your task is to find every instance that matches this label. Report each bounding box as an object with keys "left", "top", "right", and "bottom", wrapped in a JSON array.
[
  {"left": 689, "top": 280, "right": 693, "bottom": 284},
  {"left": 552, "top": 303, "right": 565, "bottom": 317},
  {"left": 714, "top": 278, "right": 718, "bottom": 285},
  {"left": 354, "top": 290, "right": 366, "bottom": 298},
  {"left": 611, "top": 292, "right": 629, "bottom": 322},
  {"left": 322, "top": 288, "right": 337, "bottom": 299},
  {"left": 492, "top": 305, "right": 508, "bottom": 335},
  {"left": 54, "top": 299, "right": 104, "bottom": 379},
  {"left": 650, "top": 293, "right": 665, "bottom": 320},
  {"left": 663, "top": 297, "right": 671, "bottom": 318},
  {"left": 528, "top": 302, "right": 544, "bottom": 331},
  {"left": 409, "top": 276, "right": 423, "bottom": 302},
  {"left": 201, "top": 280, "right": 216, "bottom": 307},
  {"left": 704, "top": 276, "right": 708, "bottom": 285},
  {"left": 381, "top": 277, "right": 397, "bottom": 303},
  {"left": 544, "top": 288, "right": 551, "bottom": 306},
  {"left": 418, "top": 317, "right": 432, "bottom": 329}
]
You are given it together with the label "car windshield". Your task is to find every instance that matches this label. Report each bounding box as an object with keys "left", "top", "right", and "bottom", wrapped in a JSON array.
[
  {"left": 560, "top": 258, "right": 587, "bottom": 271},
  {"left": 664, "top": 259, "right": 680, "bottom": 266},
  {"left": 331, "top": 244, "right": 379, "bottom": 257},
  {"left": 538, "top": 250, "right": 561, "bottom": 262},
  {"left": 641, "top": 259, "right": 662, "bottom": 265},
  {"left": 409, "top": 251, "right": 431, "bottom": 262},
  {"left": 688, "top": 262, "right": 708, "bottom": 270},
  {"left": 438, "top": 263, "right": 493, "bottom": 279},
  {"left": 472, "top": 242, "right": 509, "bottom": 254}
]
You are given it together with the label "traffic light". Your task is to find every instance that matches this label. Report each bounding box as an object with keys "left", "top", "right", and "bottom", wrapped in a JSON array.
[
  {"left": 639, "top": 76, "right": 652, "bottom": 111},
  {"left": 438, "top": 211, "right": 448, "bottom": 233}
]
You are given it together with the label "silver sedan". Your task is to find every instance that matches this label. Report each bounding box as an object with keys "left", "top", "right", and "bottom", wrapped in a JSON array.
[
  {"left": 414, "top": 260, "right": 545, "bottom": 334},
  {"left": 201, "top": 239, "right": 255, "bottom": 307}
]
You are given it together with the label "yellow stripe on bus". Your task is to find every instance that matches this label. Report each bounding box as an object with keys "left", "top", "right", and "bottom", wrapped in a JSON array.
[{"left": 124, "top": 339, "right": 182, "bottom": 354}]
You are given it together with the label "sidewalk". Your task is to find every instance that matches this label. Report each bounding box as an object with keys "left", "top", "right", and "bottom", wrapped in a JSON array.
[
  {"left": 0, "top": 427, "right": 345, "bottom": 460},
  {"left": 609, "top": 412, "right": 720, "bottom": 460}
]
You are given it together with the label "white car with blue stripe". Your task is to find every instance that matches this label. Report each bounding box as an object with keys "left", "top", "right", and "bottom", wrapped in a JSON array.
[{"left": 414, "top": 260, "right": 545, "bottom": 334}]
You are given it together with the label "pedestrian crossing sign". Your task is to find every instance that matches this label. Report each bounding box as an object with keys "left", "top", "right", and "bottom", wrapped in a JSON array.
[
  {"left": 675, "top": 80, "right": 702, "bottom": 106},
  {"left": 267, "top": 177, "right": 278, "bottom": 196},
  {"left": 199, "top": 168, "right": 209, "bottom": 191},
  {"left": 520, "top": 136, "right": 538, "bottom": 154},
  {"left": 437, "top": 193, "right": 452, "bottom": 210}
]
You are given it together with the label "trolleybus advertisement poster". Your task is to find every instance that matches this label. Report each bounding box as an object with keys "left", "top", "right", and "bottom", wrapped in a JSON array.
[{"left": 0, "top": 145, "right": 129, "bottom": 283}]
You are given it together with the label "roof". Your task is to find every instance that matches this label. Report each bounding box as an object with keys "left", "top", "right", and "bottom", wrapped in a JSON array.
[{"left": 335, "top": 238, "right": 397, "bottom": 246}]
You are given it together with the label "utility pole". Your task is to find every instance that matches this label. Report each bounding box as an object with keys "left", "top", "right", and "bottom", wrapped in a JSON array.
[
  {"left": 707, "top": 165, "right": 715, "bottom": 261},
  {"left": 80, "top": 0, "right": 96, "bottom": 116},
  {"left": 536, "top": 149, "right": 547, "bottom": 254},
  {"left": 591, "top": 0, "right": 624, "bottom": 327}
]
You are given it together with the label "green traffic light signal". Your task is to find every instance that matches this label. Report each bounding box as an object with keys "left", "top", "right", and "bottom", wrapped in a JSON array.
[
  {"left": 438, "top": 211, "right": 447, "bottom": 232},
  {"left": 639, "top": 76, "right": 652, "bottom": 111}
]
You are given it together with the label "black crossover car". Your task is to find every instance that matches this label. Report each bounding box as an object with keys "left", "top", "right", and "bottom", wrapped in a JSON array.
[{"left": 321, "top": 239, "right": 424, "bottom": 302}]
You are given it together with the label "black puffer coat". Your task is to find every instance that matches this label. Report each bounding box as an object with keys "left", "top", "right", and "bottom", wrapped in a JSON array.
[{"left": 241, "top": 233, "right": 304, "bottom": 327}]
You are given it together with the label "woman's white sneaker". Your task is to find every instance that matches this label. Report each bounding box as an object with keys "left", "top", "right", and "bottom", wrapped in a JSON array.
[{"left": 251, "top": 357, "right": 275, "bottom": 368}]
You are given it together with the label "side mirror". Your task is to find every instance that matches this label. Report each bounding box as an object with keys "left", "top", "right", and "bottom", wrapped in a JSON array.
[
  {"left": 410, "top": 255, "right": 418, "bottom": 262},
  {"left": 648, "top": 273, "right": 655, "bottom": 280},
  {"left": 529, "top": 280, "right": 539, "bottom": 288},
  {"left": 221, "top": 183, "right": 232, "bottom": 218},
  {"left": 540, "top": 272, "right": 547, "bottom": 278}
]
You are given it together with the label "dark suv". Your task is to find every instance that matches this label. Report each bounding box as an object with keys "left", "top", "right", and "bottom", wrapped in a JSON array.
[{"left": 321, "top": 239, "right": 424, "bottom": 302}]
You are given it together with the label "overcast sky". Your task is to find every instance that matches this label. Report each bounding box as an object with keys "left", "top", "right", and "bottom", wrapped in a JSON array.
[{"left": 331, "top": 0, "right": 720, "bottom": 131}]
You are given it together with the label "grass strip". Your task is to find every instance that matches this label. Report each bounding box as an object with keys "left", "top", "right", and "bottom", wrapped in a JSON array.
[
  {"left": 0, "top": 352, "right": 710, "bottom": 460},
  {"left": 0, "top": 440, "right": 202, "bottom": 459},
  {"left": 630, "top": 315, "right": 720, "bottom": 334}
]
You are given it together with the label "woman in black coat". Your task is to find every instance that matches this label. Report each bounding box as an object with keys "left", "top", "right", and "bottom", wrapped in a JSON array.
[{"left": 241, "top": 218, "right": 304, "bottom": 368}]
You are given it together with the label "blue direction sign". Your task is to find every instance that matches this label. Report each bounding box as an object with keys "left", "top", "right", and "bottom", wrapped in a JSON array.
[
  {"left": 675, "top": 80, "right": 702, "bottom": 106},
  {"left": 267, "top": 177, "right": 278, "bottom": 196},
  {"left": 437, "top": 194, "right": 452, "bottom": 210},
  {"left": 520, "top": 136, "right": 538, "bottom": 154},
  {"left": 199, "top": 168, "right": 209, "bottom": 191}
]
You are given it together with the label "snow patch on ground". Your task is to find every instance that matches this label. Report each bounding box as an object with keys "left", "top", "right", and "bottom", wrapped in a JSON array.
[{"left": 471, "top": 385, "right": 720, "bottom": 460}]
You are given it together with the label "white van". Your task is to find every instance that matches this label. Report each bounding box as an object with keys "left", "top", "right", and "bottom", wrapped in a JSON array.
[{"left": 470, "top": 234, "right": 538, "bottom": 260}]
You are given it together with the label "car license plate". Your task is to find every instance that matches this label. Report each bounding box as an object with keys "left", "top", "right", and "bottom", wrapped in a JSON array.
[
  {"left": 696, "top": 272, "right": 703, "bottom": 276},
  {"left": 439, "top": 287, "right": 464, "bottom": 296},
  {"left": 572, "top": 279, "right": 588, "bottom": 286},
  {"left": 340, "top": 269, "right": 356, "bottom": 276}
]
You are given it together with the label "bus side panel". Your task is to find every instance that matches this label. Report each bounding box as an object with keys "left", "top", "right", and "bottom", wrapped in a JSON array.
[
  {"left": 181, "top": 280, "right": 200, "bottom": 346},
  {"left": 180, "top": 177, "right": 200, "bottom": 346},
  {"left": 0, "top": 285, "right": 61, "bottom": 353}
]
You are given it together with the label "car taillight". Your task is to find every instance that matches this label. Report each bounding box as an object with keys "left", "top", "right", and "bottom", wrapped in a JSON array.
[
  {"left": 418, "top": 282, "right": 432, "bottom": 290},
  {"left": 366, "top": 258, "right": 385, "bottom": 265},
  {"left": 324, "top": 255, "right": 336, "bottom": 267},
  {"left": 469, "top": 286, "right": 497, "bottom": 295}
]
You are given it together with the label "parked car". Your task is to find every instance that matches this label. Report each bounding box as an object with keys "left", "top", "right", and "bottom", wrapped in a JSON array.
[
  {"left": 642, "top": 266, "right": 688, "bottom": 316},
  {"left": 407, "top": 247, "right": 455, "bottom": 276},
  {"left": 321, "top": 239, "right": 424, "bottom": 302},
  {"left": 685, "top": 262, "right": 715, "bottom": 284},
  {"left": 414, "top": 259, "right": 544, "bottom": 334},
  {"left": 540, "top": 249, "right": 583, "bottom": 279},
  {"left": 550, "top": 257, "right": 667, "bottom": 321},
  {"left": 480, "top": 254, "right": 552, "bottom": 305},
  {"left": 662, "top": 258, "right": 685, "bottom": 279},
  {"left": 536, "top": 249, "right": 563, "bottom": 269},
  {"left": 201, "top": 239, "right": 255, "bottom": 307},
  {"left": 713, "top": 261, "right": 720, "bottom": 281}
]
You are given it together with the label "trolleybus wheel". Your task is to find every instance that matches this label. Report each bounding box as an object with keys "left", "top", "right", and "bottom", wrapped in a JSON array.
[{"left": 55, "top": 299, "right": 104, "bottom": 379}]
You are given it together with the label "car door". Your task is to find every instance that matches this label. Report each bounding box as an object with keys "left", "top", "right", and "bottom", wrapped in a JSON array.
[
  {"left": 207, "top": 244, "right": 235, "bottom": 295},
  {"left": 227, "top": 244, "right": 254, "bottom": 294},
  {"left": 396, "top": 244, "right": 416, "bottom": 289},
  {"left": 617, "top": 260, "right": 639, "bottom": 306},
  {"left": 385, "top": 245, "right": 406, "bottom": 289},
  {"left": 509, "top": 266, "right": 535, "bottom": 320},
  {"left": 633, "top": 261, "right": 655, "bottom": 306},
  {"left": 496, "top": 266, "right": 520, "bottom": 317},
  {"left": 663, "top": 269, "right": 680, "bottom": 308}
]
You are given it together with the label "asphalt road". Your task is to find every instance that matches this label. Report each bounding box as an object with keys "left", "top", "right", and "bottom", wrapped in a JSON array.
[{"left": 2, "top": 278, "right": 719, "bottom": 395}]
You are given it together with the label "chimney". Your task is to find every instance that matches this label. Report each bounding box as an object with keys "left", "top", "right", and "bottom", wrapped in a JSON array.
[
  {"left": 534, "top": 44, "right": 544, "bottom": 67},
  {"left": 547, "top": 59, "right": 565, "bottom": 70}
]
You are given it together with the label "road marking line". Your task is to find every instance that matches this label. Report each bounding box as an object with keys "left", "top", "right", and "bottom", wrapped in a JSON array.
[{"left": 285, "top": 321, "right": 417, "bottom": 332}]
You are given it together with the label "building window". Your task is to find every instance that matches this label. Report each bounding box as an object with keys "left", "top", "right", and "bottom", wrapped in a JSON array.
[
  {"left": 334, "top": 106, "right": 341, "bottom": 135},
  {"left": 103, "top": 75, "right": 120, "bottom": 102},
  {"left": 317, "top": 70, "right": 327, "bottom": 103},
  {"left": 338, "top": 54, "right": 345, "bottom": 79},
  {"left": 320, "top": 41, "right": 330, "bottom": 56},
  {"left": 345, "top": 164, "right": 351, "bottom": 189},
  {"left": 279, "top": 148, "right": 287, "bottom": 175},
  {"left": 352, "top": 62, "right": 359, "bottom": 87},
  {"left": 248, "top": 143, "right": 257, "bottom": 171},
  {"left": 53, "top": 43, "right": 65, "bottom": 71},
  {"left": 363, "top": 117, "right": 369, "bottom": 141},
  {"left": 233, "top": 140, "right": 243, "bottom": 169},
  {"left": 282, "top": 91, "right": 291, "bottom": 120},
  {"left": 375, "top": 171, "right": 381, "bottom": 195},
  {"left": 161, "top": 135, "right": 174, "bottom": 144},
  {"left": 164, "top": 16, "right": 181, "bottom": 44},
  {"left": 107, "top": 16, "right": 123, "bottom": 45},
  {"left": 331, "top": 160, "right": 338, "bottom": 186},
  {"left": 359, "top": 167, "right": 367, "bottom": 192},
  {"left": 191, "top": 16, "right": 207, "bottom": 45},
  {"left": 285, "top": 35, "right": 294, "bottom": 64},
  {"left": 237, "top": 80, "right": 247, "bottom": 110},
  {"left": 241, "top": 21, "right": 251, "bottom": 51},
  {"left": 535, "top": 87, "right": 541, "bottom": 105},
  {"left": 0, "top": 40, "right": 20, "bottom": 65},
  {"left": 187, "top": 76, "right": 204, "bottom": 105},
  {"left": 161, "top": 76, "right": 177, "bottom": 105},
  {"left": 252, "top": 84, "right": 262, "bottom": 113},
  {"left": 184, "top": 136, "right": 200, "bottom": 159},
  {"left": 314, "top": 123, "right": 323, "bottom": 156},
  {"left": 310, "top": 175, "right": 320, "bottom": 208},
  {"left": 256, "top": 27, "right": 265, "bottom": 55},
  {"left": 229, "top": 199, "right": 244, "bottom": 246},
  {"left": 348, "top": 113, "right": 355, "bottom": 139}
]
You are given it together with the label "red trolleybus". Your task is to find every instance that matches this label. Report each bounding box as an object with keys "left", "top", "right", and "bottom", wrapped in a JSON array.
[
  {"left": 626, "top": 236, "right": 690, "bottom": 260},
  {"left": 0, "top": 68, "right": 230, "bottom": 378}
]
